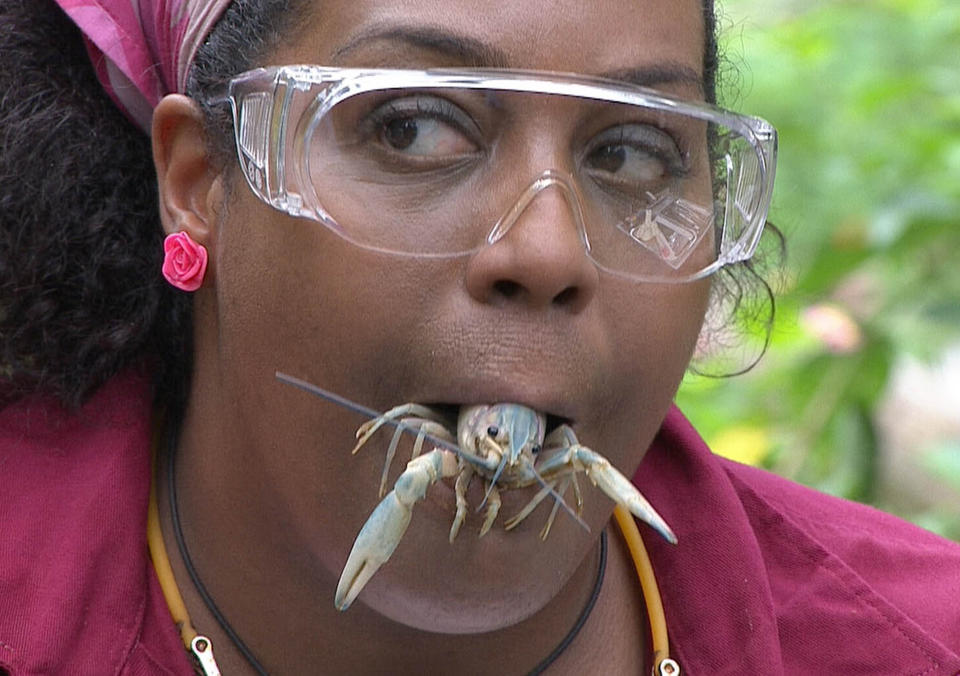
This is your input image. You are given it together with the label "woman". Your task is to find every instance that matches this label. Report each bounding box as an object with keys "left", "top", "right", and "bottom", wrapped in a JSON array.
[{"left": 2, "top": 0, "right": 959, "bottom": 674}]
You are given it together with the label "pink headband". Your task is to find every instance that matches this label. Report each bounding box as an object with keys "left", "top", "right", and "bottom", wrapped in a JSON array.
[{"left": 54, "top": 0, "right": 234, "bottom": 132}]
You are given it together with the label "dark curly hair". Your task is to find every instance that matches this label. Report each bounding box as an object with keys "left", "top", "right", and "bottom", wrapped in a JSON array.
[
  {"left": 0, "top": 0, "right": 775, "bottom": 412},
  {"left": 0, "top": 0, "right": 303, "bottom": 412},
  {"left": 0, "top": 0, "right": 169, "bottom": 409}
]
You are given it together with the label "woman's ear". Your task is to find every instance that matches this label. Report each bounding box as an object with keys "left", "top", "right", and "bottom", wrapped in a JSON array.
[{"left": 152, "top": 94, "right": 226, "bottom": 254}]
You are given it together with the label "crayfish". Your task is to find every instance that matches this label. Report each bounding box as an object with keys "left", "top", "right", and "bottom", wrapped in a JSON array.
[{"left": 275, "top": 373, "right": 676, "bottom": 611}]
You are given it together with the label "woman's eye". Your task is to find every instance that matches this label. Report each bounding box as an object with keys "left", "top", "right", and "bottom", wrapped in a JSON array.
[
  {"left": 586, "top": 144, "right": 665, "bottom": 183},
  {"left": 368, "top": 96, "right": 479, "bottom": 159},
  {"left": 380, "top": 116, "right": 474, "bottom": 156},
  {"left": 584, "top": 125, "right": 685, "bottom": 189}
]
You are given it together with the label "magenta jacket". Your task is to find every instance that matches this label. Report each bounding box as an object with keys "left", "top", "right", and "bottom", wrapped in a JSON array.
[{"left": 2, "top": 371, "right": 959, "bottom": 674}]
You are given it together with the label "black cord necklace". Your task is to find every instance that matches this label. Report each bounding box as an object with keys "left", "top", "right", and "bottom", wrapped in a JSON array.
[
  {"left": 526, "top": 529, "right": 607, "bottom": 676},
  {"left": 168, "top": 428, "right": 269, "bottom": 675},
  {"left": 167, "top": 423, "right": 606, "bottom": 676}
]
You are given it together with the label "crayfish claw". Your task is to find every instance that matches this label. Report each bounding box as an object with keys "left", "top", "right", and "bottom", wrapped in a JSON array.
[
  {"left": 576, "top": 447, "right": 677, "bottom": 544},
  {"left": 336, "top": 449, "right": 458, "bottom": 610},
  {"left": 335, "top": 488, "right": 414, "bottom": 611},
  {"left": 336, "top": 560, "right": 380, "bottom": 612}
]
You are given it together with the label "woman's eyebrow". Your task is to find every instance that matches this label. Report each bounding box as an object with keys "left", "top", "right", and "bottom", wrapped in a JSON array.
[
  {"left": 331, "top": 24, "right": 704, "bottom": 93},
  {"left": 331, "top": 25, "right": 511, "bottom": 68},
  {"left": 600, "top": 66, "right": 704, "bottom": 94}
]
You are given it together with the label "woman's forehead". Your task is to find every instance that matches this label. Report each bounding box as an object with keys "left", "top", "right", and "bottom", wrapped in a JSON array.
[{"left": 272, "top": 0, "right": 705, "bottom": 79}]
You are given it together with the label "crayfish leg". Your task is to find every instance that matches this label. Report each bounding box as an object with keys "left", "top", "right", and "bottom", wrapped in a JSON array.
[
  {"left": 503, "top": 482, "right": 555, "bottom": 531},
  {"left": 571, "top": 473, "right": 583, "bottom": 515},
  {"left": 479, "top": 482, "right": 501, "bottom": 537},
  {"left": 539, "top": 476, "right": 573, "bottom": 540},
  {"left": 379, "top": 424, "right": 405, "bottom": 497},
  {"left": 449, "top": 460, "right": 473, "bottom": 542},
  {"left": 351, "top": 404, "right": 451, "bottom": 455},
  {"left": 410, "top": 420, "right": 452, "bottom": 459}
]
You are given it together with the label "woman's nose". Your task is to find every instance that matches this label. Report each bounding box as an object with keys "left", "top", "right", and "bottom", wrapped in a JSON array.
[{"left": 464, "top": 172, "right": 599, "bottom": 312}]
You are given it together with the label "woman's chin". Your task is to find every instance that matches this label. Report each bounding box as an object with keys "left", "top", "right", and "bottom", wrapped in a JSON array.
[
  {"left": 351, "top": 576, "right": 546, "bottom": 634},
  {"left": 332, "top": 508, "right": 593, "bottom": 634}
]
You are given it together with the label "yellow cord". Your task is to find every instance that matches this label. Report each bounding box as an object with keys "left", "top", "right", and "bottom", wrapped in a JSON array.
[
  {"left": 148, "top": 426, "right": 224, "bottom": 676},
  {"left": 147, "top": 439, "right": 199, "bottom": 650},
  {"left": 613, "top": 504, "right": 674, "bottom": 673}
]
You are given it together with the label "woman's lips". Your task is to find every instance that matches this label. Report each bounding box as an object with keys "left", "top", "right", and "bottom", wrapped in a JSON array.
[
  {"left": 407, "top": 379, "right": 585, "bottom": 423},
  {"left": 421, "top": 402, "right": 574, "bottom": 434}
]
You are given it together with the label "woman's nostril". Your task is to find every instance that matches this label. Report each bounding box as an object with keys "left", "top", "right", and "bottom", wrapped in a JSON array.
[
  {"left": 489, "top": 280, "right": 584, "bottom": 307},
  {"left": 493, "top": 280, "right": 521, "bottom": 298},
  {"left": 553, "top": 287, "right": 579, "bottom": 306}
]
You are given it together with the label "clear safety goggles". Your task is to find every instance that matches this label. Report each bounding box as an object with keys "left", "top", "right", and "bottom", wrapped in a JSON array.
[{"left": 211, "top": 66, "right": 777, "bottom": 283}]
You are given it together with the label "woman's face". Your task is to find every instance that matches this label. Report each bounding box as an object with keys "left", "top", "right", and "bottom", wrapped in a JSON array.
[{"left": 200, "top": 0, "right": 710, "bottom": 633}]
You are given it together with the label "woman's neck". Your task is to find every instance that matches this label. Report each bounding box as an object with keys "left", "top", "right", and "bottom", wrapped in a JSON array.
[{"left": 155, "top": 435, "right": 650, "bottom": 674}]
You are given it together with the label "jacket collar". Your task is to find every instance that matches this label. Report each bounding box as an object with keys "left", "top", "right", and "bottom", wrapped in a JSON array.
[{"left": 637, "top": 406, "right": 960, "bottom": 674}]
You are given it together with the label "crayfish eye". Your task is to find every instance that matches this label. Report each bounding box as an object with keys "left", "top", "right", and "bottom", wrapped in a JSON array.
[
  {"left": 531, "top": 444, "right": 542, "bottom": 455},
  {"left": 486, "top": 425, "right": 500, "bottom": 439}
]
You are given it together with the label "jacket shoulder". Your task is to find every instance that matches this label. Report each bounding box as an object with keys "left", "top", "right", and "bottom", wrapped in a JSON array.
[{"left": 722, "top": 458, "right": 960, "bottom": 657}]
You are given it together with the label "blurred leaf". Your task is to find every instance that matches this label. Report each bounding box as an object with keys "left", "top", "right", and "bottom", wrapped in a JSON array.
[
  {"left": 923, "top": 442, "right": 960, "bottom": 491},
  {"left": 710, "top": 425, "right": 772, "bottom": 466},
  {"left": 679, "top": 0, "right": 960, "bottom": 539}
]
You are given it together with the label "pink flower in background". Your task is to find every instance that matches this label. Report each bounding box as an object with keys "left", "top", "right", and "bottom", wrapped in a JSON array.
[
  {"left": 162, "top": 232, "right": 207, "bottom": 292},
  {"left": 801, "top": 303, "right": 863, "bottom": 354}
]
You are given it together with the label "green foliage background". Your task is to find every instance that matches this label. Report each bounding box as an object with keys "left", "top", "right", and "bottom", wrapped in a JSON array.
[{"left": 677, "top": 0, "right": 960, "bottom": 539}]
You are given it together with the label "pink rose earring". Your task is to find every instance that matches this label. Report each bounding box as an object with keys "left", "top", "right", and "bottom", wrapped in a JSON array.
[{"left": 162, "top": 232, "right": 208, "bottom": 292}]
